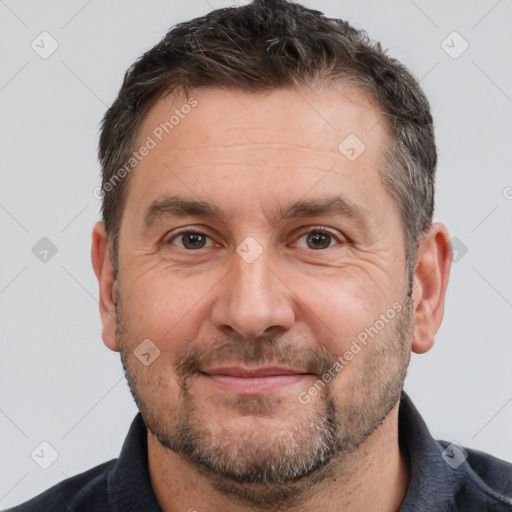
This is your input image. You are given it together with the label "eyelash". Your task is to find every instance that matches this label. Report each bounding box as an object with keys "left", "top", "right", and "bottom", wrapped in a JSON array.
[{"left": 165, "top": 226, "right": 346, "bottom": 250}]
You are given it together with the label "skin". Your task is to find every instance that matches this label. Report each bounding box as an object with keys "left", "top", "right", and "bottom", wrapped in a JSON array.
[{"left": 92, "top": 84, "right": 452, "bottom": 511}]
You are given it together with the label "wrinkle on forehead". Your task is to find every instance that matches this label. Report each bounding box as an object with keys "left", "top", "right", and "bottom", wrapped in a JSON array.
[{"left": 136, "top": 83, "right": 388, "bottom": 156}]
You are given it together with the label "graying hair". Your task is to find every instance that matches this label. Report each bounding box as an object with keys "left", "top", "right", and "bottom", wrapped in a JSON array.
[{"left": 98, "top": 0, "right": 436, "bottom": 281}]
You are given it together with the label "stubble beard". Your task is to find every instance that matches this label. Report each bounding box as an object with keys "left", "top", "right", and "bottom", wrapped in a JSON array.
[{"left": 116, "top": 290, "right": 413, "bottom": 509}]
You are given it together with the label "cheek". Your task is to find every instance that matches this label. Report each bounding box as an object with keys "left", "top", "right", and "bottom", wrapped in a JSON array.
[
  {"left": 118, "top": 267, "right": 218, "bottom": 350},
  {"left": 295, "top": 270, "right": 395, "bottom": 355}
]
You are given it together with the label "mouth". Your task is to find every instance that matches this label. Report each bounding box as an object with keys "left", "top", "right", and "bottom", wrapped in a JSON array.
[{"left": 198, "top": 366, "right": 314, "bottom": 393}]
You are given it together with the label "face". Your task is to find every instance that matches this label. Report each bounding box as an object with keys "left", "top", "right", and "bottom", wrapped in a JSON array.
[{"left": 112, "top": 84, "right": 413, "bottom": 503}]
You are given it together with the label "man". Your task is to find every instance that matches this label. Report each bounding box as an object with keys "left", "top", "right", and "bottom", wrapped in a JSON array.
[{"left": 7, "top": 0, "right": 512, "bottom": 510}]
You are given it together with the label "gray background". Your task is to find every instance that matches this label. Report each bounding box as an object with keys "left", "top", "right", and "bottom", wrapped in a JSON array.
[{"left": 1, "top": 0, "right": 511, "bottom": 508}]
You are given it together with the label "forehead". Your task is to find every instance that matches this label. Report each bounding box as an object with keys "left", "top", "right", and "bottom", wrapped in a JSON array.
[
  {"left": 124, "top": 84, "right": 392, "bottom": 224},
  {"left": 138, "top": 83, "right": 386, "bottom": 154}
]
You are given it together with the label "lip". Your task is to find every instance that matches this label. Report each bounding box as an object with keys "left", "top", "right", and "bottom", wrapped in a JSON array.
[
  {"left": 202, "top": 366, "right": 309, "bottom": 377},
  {"left": 199, "top": 366, "right": 313, "bottom": 393}
]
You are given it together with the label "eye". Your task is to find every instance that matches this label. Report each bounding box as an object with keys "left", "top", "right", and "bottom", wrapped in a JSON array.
[
  {"left": 295, "top": 228, "right": 344, "bottom": 250},
  {"left": 167, "top": 231, "right": 213, "bottom": 250}
]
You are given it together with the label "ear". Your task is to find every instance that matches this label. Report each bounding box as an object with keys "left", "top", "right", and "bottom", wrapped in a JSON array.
[
  {"left": 411, "top": 222, "right": 452, "bottom": 354},
  {"left": 91, "top": 221, "right": 120, "bottom": 352}
]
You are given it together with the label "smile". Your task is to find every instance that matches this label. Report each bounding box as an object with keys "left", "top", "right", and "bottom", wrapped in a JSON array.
[{"left": 199, "top": 366, "right": 313, "bottom": 393}]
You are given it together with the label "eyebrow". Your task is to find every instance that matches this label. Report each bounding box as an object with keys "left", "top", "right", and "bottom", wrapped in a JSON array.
[
  {"left": 144, "top": 195, "right": 225, "bottom": 228},
  {"left": 277, "top": 196, "right": 371, "bottom": 227},
  {"left": 143, "top": 194, "right": 372, "bottom": 230}
]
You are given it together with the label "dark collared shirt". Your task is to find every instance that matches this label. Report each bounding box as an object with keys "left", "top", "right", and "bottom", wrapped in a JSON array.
[{"left": 6, "top": 393, "right": 512, "bottom": 511}]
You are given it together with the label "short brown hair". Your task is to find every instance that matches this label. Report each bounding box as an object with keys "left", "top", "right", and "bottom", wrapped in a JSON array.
[{"left": 98, "top": 0, "right": 436, "bottom": 280}]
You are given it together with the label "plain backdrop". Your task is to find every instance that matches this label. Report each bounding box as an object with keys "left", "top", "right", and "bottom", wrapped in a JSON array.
[{"left": 1, "top": 0, "right": 511, "bottom": 508}]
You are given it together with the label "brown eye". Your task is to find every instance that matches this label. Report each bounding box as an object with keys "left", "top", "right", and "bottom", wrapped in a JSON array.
[
  {"left": 305, "top": 231, "right": 333, "bottom": 249},
  {"left": 170, "top": 232, "right": 212, "bottom": 250},
  {"left": 294, "top": 228, "right": 343, "bottom": 251}
]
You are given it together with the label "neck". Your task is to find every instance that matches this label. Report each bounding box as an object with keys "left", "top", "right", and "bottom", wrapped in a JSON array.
[{"left": 147, "top": 401, "right": 409, "bottom": 512}]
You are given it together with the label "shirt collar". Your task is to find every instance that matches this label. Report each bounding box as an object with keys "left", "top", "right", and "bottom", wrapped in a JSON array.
[
  {"left": 398, "top": 392, "right": 456, "bottom": 510},
  {"left": 107, "top": 412, "right": 162, "bottom": 511}
]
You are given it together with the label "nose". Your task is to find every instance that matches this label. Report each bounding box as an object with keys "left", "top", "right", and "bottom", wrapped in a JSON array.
[{"left": 210, "top": 249, "right": 295, "bottom": 340}]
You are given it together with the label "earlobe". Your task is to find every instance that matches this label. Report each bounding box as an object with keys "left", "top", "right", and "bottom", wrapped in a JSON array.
[
  {"left": 91, "top": 221, "right": 120, "bottom": 352},
  {"left": 411, "top": 223, "right": 452, "bottom": 354}
]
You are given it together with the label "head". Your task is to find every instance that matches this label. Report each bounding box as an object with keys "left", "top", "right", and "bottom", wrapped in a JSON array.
[{"left": 92, "top": 0, "right": 451, "bottom": 507}]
